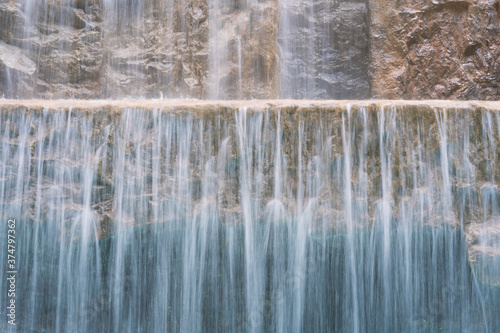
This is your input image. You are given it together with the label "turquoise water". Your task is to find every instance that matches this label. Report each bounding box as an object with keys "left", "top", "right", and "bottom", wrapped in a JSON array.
[{"left": 1, "top": 221, "right": 495, "bottom": 332}]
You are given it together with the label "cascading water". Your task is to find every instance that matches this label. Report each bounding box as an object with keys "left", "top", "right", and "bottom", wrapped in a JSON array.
[
  {"left": 1, "top": 0, "right": 499, "bottom": 332},
  {"left": 277, "top": 0, "right": 370, "bottom": 99},
  {"left": 1, "top": 0, "right": 372, "bottom": 100},
  {"left": 0, "top": 100, "right": 498, "bottom": 332}
]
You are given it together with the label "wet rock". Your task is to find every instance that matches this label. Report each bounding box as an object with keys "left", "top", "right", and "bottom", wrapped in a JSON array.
[
  {"left": 0, "top": 0, "right": 280, "bottom": 99},
  {"left": 0, "top": 0, "right": 498, "bottom": 99},
  {"left": 234, "top": 0, "right": 281, "bottom": 99},
  {"left": 278, "top": 0, "right": 370, "bottom": 99},
  {"left": 0, "top": 41, "right": 36, "bottom": 98},
  {"left": 0, "top": 41, "right": 36, "bottom": 75},
  {"left": 0, "top": 2, "right": 31, "bottom": 42},
  {"left": 466, "top": 219, "right": 500, "bottom": 286}
]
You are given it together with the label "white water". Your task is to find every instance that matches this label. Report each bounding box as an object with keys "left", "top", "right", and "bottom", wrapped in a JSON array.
[
  {"left": 0, "top": 103, "right": 498, "bottom": 332},
  {"left": 277, "top": 0, "right": 370, "bottom": 99}
]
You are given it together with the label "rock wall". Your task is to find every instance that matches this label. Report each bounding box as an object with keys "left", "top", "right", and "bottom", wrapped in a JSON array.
[
  {"left": 0, "top": 0, "right": 499, "bottom": 99},
  {"left": 369, "top": 0, "right": 500, "bottom": 100},
  {"left": 0, "top": 0, "right": 280, "bottom": 99},
  {"left": 207, "top": 0, "right": 280, "bottom": 99}
]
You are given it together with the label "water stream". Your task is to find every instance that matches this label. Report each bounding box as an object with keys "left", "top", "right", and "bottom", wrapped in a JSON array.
[
  {"left": 1, "top": 0, "right": 372, "bottom": 99},
  {"left": 0, "top": 102, "right": 498, "bottom": 332}
]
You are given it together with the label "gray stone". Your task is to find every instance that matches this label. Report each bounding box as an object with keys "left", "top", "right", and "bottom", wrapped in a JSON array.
[{"left": 0, "top": 41, "right": 36, "bottom": 75}]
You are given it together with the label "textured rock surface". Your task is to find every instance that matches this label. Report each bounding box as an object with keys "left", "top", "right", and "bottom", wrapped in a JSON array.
[
  {"left": 0, "top": 0, "right": 104, "bottom": 98},
  {"left": 101, "top": 0, "right": 210, "bottom": 99},
  {"left": 369, "top": 0, "right": 500, "bottom": 100},
  {"left": 208, "top": 0, "right": 280, "bottom": 99},
  {"left": 1, "top": 0, "right": 499, "bottom": 99},
  {"left": 0, "top": 0, "right": 280, "bottom": 99},
  {"left": 0, "top": 41, "right": 36, "bottom": 75}
]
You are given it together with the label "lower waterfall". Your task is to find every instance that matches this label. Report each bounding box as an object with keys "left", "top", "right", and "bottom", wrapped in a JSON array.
[{"left": 0, "top": 100, "right": 499, "bottom": 332}]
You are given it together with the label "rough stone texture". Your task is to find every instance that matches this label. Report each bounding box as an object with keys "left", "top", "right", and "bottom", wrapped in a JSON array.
[
  {"left": 101, "top": 0, "right": 210, "bottom": 99},
  {"left": 0, "top": 0, "right": 107, "bottom": 98},
  {"left": 208, "top": 0, "right": 281, "bottom": 99},
  {"left": 0, "top": 41, "right": 36, "bottom": 74},
  {"left": 0, "top": 0, "right": 280, "bottom": 99},
  {"left": 278, "top": 0, "right": 370, "bottom": 99},
  {"left": 1, "top": 0, "right": 499, "bottom": 100},
  {"left": 369, "top": 0, "right": 500, "bottom": 100}
]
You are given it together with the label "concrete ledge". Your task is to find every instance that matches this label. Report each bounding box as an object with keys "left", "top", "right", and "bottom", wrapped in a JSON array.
[{"left": 0, "top": 99, "right": 500, "bottom": 112}]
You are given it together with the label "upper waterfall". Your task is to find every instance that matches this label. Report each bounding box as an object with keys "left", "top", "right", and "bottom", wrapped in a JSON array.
[
  {"left": 278, "top": 0, "right": 369, "bottom": 99},
  {"left": 0, "top": 0, "right": 500, "bottom": 331},
  {"left": 0, "top": 0, "right": 281, "bottom": 99},
  {"left": 1, "top": 0, "right": 498, "bottom": 100}
]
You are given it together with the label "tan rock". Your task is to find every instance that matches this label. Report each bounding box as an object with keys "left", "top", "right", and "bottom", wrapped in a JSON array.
[
  {"left": 0, "top": 41, "right": 36, "bottom": 75},
  {"left": 369, "top": 0, "right": 500, "bottom": 100}
]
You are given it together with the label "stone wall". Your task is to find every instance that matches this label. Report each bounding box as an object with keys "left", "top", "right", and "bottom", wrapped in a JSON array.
[
  {"left": 0, "top": 0, "right": 499, "bottom": 99},
  {"left": 369, "top": 0, "right": 500, "bottom": 100},
  {"left": 0, "top": 0, "right": 280, "bottom": 99}
]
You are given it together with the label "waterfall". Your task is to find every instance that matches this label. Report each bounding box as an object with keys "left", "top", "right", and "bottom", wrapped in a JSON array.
[
  {"left": 0, "top": 101, "right": 498, "bottom": 332},
  {"left": 0, "top": 0, "right": 281, "bottom": 99},
  {"left": 277, "top": 0, "right": 370, "bottom": 99},
  {"left": 1, "top": 0, "right": 499, "bottom": 331},
  {"left": 0, "top": 0, "right": 372, "bottom": 100}
]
